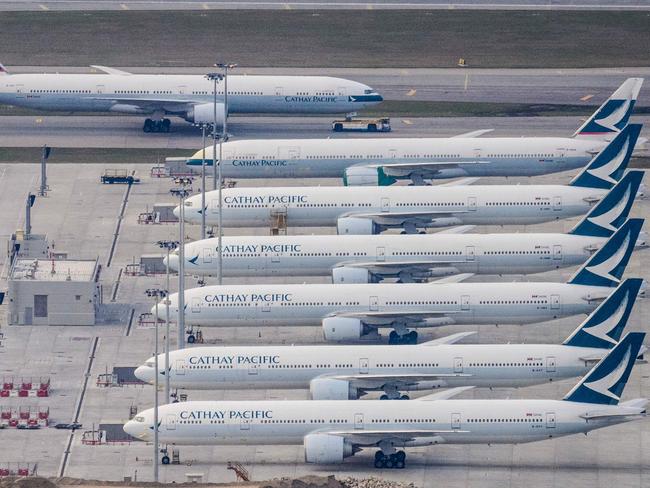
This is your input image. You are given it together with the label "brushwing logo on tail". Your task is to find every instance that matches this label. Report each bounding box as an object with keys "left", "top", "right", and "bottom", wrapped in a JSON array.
[
  {"left": 582, "top": 99, "right": 635, "bottom": 135},
  {"left": 581, "top": 292, "right": 630, "bottom": 345},
  {"left": 582, "top": 346, "right": 632, "bottom": 402},
  {"left": 582, "top": 233, "right": 631, "bottom": 285},
  {"left": 586, "top": 138, "right": 629, "bottom": 185},
  {"left": 586, "top": 186, "right": 632, "bottom": 232}
]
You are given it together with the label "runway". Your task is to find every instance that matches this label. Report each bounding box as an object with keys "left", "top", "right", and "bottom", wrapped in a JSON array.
[
  {"left": 1, "top": 0, "right": 649, "bottom": 10},
  {"left": 3, "top": 115, "right": 650, "bottom": 149},
  {"left": 7, "top": 66, "right": 650, "bottom": 106}
]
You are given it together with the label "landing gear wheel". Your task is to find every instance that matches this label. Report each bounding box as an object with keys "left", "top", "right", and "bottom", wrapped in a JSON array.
[
  {"left": 161, "top": 455, "right": 170, "bottom": 465},
  {"left": 407, "top": 331, "right": 418, "bottom": 344},
  {"left": 187, "top": 334, "right": 196, "bottom": 344},
  {"left": 143, "top": 118, "right": 153, "bottom": 133},
  {"left": 419, "top": 231, "right": 426, "bottom": 235},
  {"left": 388, "top": 331, "right": 399, "bottom": 345},
  {"left": 384, "top": 457, "right": 394, "bottom": 469},
  {"left": 396, "top": 451, "right": 406, "bottom": 463},
  {"left": 162, "top": 118, "right": 171, "bottom": 132},
  {"left": 395, "top": 459, "right": 405, "bottom": 469},
  {"left": 374, "top": 457, "right": 386, "bottom": 469},
  {"left": 400, "top": 395, "right": 410, "bottom": 400},
  {"left": 380, "top": 394, "right": 389, "bottom": 400}
]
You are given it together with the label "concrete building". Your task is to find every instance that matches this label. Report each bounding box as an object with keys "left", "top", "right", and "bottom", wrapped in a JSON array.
[{"left": 7, "top": 258, "right": 101, "bottom": 326}]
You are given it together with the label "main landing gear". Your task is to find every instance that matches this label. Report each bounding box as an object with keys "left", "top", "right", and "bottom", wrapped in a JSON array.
[
  {"left": 388, "top": 330, "right": 418, "bottom": 345},
  {"left": 143, "top": 118, "right": 171, "bottom": 133},
  {"left": 380, "top": 394, "right": 410, "bottom": 400},
  {"left": 374, "top": 450, "right": 406, "bottom": 469}
]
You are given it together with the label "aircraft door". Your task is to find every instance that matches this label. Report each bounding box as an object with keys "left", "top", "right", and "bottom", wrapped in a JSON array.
[
  {"left": 553, "top": 196, "right": 562, "bottom": 211},
  {"left": 165, "top": 414, "right": 177, "bottom": 430},
  {"left": 467, "top": 197, "right": 477, "bottom": 211},
  {"left": 210, "top": 198, "right": 219, "bottom": 214},
  {"left": 191, "top": 297, "right": 201, "bottom": 314},
  {"left": 546, "top": 356, "right": 556, "bottom": 373},
  {"left": 453, "top": 357, "right": 463, "bottom": 373},
  {"left": 389, "top": 149, "right": 398, "bottom": 159},
  {"left": 550, "top": 294, "right": 560, "bottom": 310},
  {"left": 359, "top": 358, "right": 369, "bottom": 374},
  {"left": 376, "top": 247, "right": 386, "bottom": 262},
  {"left": 546, "top": 412, "right": 556, "bottom": 429},
  {"left": 174, "top": 359, "right": 186, "bottom": 375},
  {"left": 275, "top": 86, "right": 284, "bottom": 99},
  {"left": 262, "top": 302, "right": 271, "bottom": 313},
  {"left": 460, "top": 295, "right": 470, "bottom": 311},
  {"left": 553, "top": 245, "right": 562, "bottom": 261},
  {"left": 248, "top": 364, "right": 260, "bottom": 376},
  {"left": 451, "top": 413, "right": 461, "bottom": 430},
  {"left": 380, "top": 198, "right": 390, "bottom": 212},
  {"left": 96, "top": 84, "right": 105, "bottom": 94},
  {"left": 354, "top": 413, "right": 364, "bottom": 430},
  {"left": 240, "top": 419, "right": 250, "bottom": 431},
  {"left": 177, "top": 85, "right": 187, "bottom": 95},
  {"left": 337, "top": 86, "right": 348, "bottom": 97},
  {"left": 465, "top": 246, "right": 475, "bottom": 261},
  {"left": 369, "top": 296, "right": 379, "bottom": 311},
  {"left": 203, "top": 247, "right": 213, "bottom": 264},
  {"left": 278, "top": 146, "right": 300, "bottom": 159}
]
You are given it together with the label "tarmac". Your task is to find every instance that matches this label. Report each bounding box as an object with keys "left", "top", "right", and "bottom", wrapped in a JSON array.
[{"left": 0, "top": 120, "right": 648, "bottom": 486}]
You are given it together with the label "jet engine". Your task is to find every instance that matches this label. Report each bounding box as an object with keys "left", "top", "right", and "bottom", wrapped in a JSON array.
[
  {"left": 332, "top": 266, "right": 374, "bottom": 284},
  {"left": 343, "top": 166, "right": 396, "bottom": 186},
  {"left": 337, "top": 217, "right": 378, "bottom": 235},
  {"left": 322, "top": 317, "right": 366, "bottom": 341},
  {"left": 309, "top": 378, "right": 358, "bottom": 400},
  {"left": 183, "top": 103, "right": 226, "bottom": 126},
  {"left": 304, "top": 434, "right": 353, "bottom": 464}
]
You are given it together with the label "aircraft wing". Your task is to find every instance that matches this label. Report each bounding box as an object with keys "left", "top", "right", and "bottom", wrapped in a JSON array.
[
  {"left": 347, "top": 210, "right": 467, "bottom": 225},
  {"left": 325, "top": 428, "right": 468, "bottom": 446},
  {"left": 371, "top": 161, "right": 490, "bottom": 179},
  {"left": 335, "top": 310, "right": 458, "bottom": 326},
  {"left": 341, "top": 259, "right": 465, "bottom": 274},
  {"left": 89, "top": 97, "right": 197, "bottom": 113},
  {"left": 325, "top": 373, "right": 473, "bottom": 390}
]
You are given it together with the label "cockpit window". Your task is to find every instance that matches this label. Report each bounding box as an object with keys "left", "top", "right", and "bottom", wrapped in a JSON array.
[
  {"left": 134, "top": 416, "right": 145, "bottom": 423},
  {"left": 184, "top": 201, "right": 193, "bottom": 207},
  {"left": 364, "top": 89, "right": 373, "bottom": 94},
  {"left": 145, "top": 361, "right": 154, "bottom": 368}
]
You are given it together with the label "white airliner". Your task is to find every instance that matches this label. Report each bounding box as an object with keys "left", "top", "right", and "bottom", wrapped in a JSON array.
[
  {"left": 167, "top": 179, "right": 646, "bottom": 283},
  {"left": 178, "top": 161, "right": 643, "bottom": 234},
  {"left": 125, "top": 333, "right": 647, "bottom": 468},
  {"left": 0, "top": 63, "right": 382, "bottom": 132},
  {"left": 184, "top": 79, "right": 644, "bottom": 185},
  {"left": 136, "top": 279, "right": 644, "bottom": 400},
  {"left": 157, "top": 220, "right": 642, "bottom": 344}
]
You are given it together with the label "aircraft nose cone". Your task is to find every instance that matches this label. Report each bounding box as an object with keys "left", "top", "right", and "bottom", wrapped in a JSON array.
[
  {"left": 123, "top": 419, "right": 141, "bottom": 439},
  {"left": 173, "top": 206, "right": 180, "bottom": 219},
  {"left": 134, "top": 365, "right": 154, "bottom": 384},
  {"left": 165, "top": 253, "right": 180, "bottom": 272}
]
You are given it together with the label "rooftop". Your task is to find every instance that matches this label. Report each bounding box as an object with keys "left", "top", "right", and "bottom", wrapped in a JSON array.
[{"left": 10, "top": 258, "right": 98, "bottom": 282}]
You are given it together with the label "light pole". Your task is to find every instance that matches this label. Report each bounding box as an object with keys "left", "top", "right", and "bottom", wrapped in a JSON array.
[
  {"left": 200, "top": 124, "right": 207, "bottom": 240},
  {"left": 145, "top": 287, "right": 166, "bottom": 482},
  {"left": 205, "top": 71, "right": 223, "bottom": 191},
  {"left": 156, "top": 240, "right": 178, "bottom": 402},
  {"left": 170, "top": 179, "right": 192, "bottom": 349}
]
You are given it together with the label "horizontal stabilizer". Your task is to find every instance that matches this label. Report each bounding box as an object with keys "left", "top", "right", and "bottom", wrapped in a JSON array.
[
  {"left": 452, "top": 129, "right": 494, "bottom": 138},
  {"left": 90, "top": 65, "right": 132, "bottom": 76},
  {"left": 422, "top": 331, "right": 477, "bottom": 346}
]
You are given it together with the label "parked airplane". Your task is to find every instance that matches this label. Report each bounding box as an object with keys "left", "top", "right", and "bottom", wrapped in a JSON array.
[
  {"left": 125, "top": 333, "right": 647, "bottom": 468},
  {"left": 184, "top": 79, "right": 644, "bottom": 185},
  {"left": 136, "top": 279, "right": 644, "bottom": 399},
  {"left": 178, "top": 164, "right": 644, "bottom": 235},
  {"left": 167, "top": 178, "right": 646, "bottom": 283},
  {"left": 0, "top": 63, "right": 382, "bottom": 132},
  {"left": 158, "top": 219, "right": 643, "bottom": 344}
]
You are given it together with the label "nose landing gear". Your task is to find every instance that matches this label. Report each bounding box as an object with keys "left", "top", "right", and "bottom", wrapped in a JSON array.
[{"left": 143, "top": 118, "right": 171, "bottom": 133}]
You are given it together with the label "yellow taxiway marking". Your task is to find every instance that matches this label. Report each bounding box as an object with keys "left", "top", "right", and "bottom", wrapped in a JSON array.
[
  {"left": 406, "top": 89, "right": 417, "bottom": 97},
  {"left": 580, "top": 94, "right": 595, "bottom": 102},
  {"left": 402, "top": 119, "right": 413, "bottom": 125},
  {"left": 35, "top": 118, "right": 43, "bottom": 124},
  {"left": 120, "top": 3, "right": 129, "bottom": 9},
  {"left": 203, "top": 2, "right": 209, "bottom": 8},
  {"left": 284, "top": 3, "right": 292, "bottom": 9},
  {"left": 39, "top": 3, "right": 49, "bottom": 10}
]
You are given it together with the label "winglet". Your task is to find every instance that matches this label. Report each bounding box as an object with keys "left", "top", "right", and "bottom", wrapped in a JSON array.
[
  {"left": 569, "top": 124, "right": 641, "bottom": 189},
  {"left": 573, "top": 78, "right": 643, "bottom": 139},
  {"left": 568, "top": 218, "right": 643, "bottom": 287},
  {"left": 90, "top": 65, "right": 132, "bottom": 76},
  {"left": 562, "top": 278, "right": 643, "bottom": 349},
  {"left": 416, "top": 386, "right": 474, "bottom": 401},
  {"left": 569, "top": 170, "right": 644, "bottom": 237},
  {"left": 0, "top": 62, "right": 8, "bottom": 76},
  {"left": 563, "top": 332, "right": 645, "bottom": 405}
]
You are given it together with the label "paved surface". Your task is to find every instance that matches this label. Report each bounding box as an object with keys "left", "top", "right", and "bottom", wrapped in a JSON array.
[
  {"left": 0, "top": 117, "right": 648, "bottom": 485},
  {"left": 7, "top": 66, "right": 650, "bottom": 106},
  {"left": 1, "top": 1, "right": 649, "bottom": 10},
  {"left": 2, "top": 115, "right": 650, "bottom": 149}
]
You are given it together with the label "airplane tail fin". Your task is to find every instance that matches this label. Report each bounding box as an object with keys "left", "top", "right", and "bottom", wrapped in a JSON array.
[
  {"left": 563, "top": 332, "right": 645, "bottom": 405},
  {"left": 567, "top": 218, "right": 643, "bottom": 287},
  {"left": 568, "top": 170, "right": 644, "bottom": 237},
  {"left": 569, "top": 124, "right": 641, "bottom": 189},
  {"left": 572, "top": 78, "right": 643, "bottom": 139},
  {"left": 0, "top": 62, "right": 8, "bottom": 76},
  {"left": 562, "top": 278, "right": 643, "bottom": 348}
]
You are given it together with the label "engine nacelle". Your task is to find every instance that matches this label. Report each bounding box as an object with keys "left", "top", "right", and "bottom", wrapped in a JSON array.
[
  {"left": 343, "top": 166, "right": 396, "bottom": 186},
  {"left": 309, "top": 378, "right": 358, "bottom": 400},
  {"left": 304, "top": 434, "right": 353, "bottom": 464},
  {"left": 183, "top": 103, "right": 226, "bottom": 126},
  {"left": 322, "top": 317, "right": 364, "bottom": 342},
  {"left": 337, "top": 217, "right": 378, "bottom": 235},
  {"left": 332, "top": 266, "right": 373, "bottom": 284}
]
